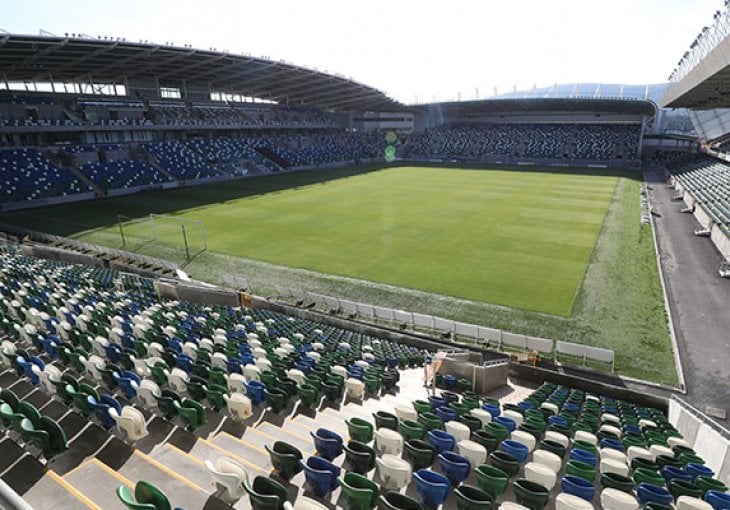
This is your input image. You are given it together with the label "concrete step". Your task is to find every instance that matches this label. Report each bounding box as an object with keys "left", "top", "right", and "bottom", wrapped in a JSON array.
[
  {"left": 63, "top": 458, "right": 132, "bottom": 510},
  {"left": 257, "top": 421, "right": 313, "bottom": 454},
  {"left": 289, "top": 412, "right": 347, "bottom": 437},
  {"left": 210, "top": 432, "right": 271, "bottom": 472},
  {"left": 323, "top": 405, "right": 373, "bottom": 427},
  {"left": 116, "top": 449, "right": 209, "bottom": 509},
  {"left": 0, "top": 449, "right": 47, "bottom": 497},
  {"left": 22, "top": 470, "right": 101, "bottom": 510},
  {"left": 149, "top": 443, "right": 217, "bottom": 494},
  {"left": 184, "top": 436, "right": 267, "bottom": 476}
]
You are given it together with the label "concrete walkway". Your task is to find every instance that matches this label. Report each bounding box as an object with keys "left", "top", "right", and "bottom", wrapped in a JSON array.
[{"left": 647, "top": 170, "right": 730, "bottom": 419}]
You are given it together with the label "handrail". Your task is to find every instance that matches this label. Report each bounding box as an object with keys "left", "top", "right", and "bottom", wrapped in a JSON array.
[{"left": 0, "top": 478, "right": 34, "bottom": 510}]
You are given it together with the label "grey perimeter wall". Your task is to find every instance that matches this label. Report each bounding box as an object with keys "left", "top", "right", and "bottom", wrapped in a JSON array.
[{"left": 669, "top": 396, "right": 730, "bottom": 486}]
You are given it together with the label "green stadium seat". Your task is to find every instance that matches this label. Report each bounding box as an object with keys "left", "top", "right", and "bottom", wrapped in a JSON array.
[
  {"left": 373, "top": 411, "right": 399, "bottom": 431},
  {"left": 0, "top": 402, "right": 24, "bottom": 432},
  {"left": 174, "top": 398, "right": 206, "bottom": 430},
  {"left": 513, "top": 478, "right": 550, "bottom": 510},
  {"left": 346, "top": 417, "right": 375, "bottom": 443},
  {"left": 204, "top": 384, "right": 228, "bottom": 412},
  {"left": 68, "top": 383, "right": 99, "bottom": 416},
  {"left": 117, "top": 480, "right": 173, "bottom": 510},
  {"left": 337, "top": 472, "right": 379, "bottom": 510},
  {"left": 322, "top": 381, "right": 344, "bottom": 402},
  {"left": 344, "top": 440, "right": 376, "bottom": 475},
  {"left": 154, "top": 389, "right": 180, "bottom": 418},
  {"left": 379, "top": 492, "right": 423, "bottom": 510},
  {"left": 297, "top": 383, "right": 319, "bottom": 409},
  {"left": 475, "top": 464, "right": 510, "bottom": 498},
  {"left": 454, "top": 484, "right": 494, "bottom": 510},
  {"left": 265, "top": 441, "right": 303, "bottom": 481},
  {"left": 244, "top": 475, "right": 288, "bottom": 510},
  {"left": 403, "top": 439, "right": 436, "bottom": 470},
  {"left": 264, "top": 388, "right": 288, "bottom": 414}
]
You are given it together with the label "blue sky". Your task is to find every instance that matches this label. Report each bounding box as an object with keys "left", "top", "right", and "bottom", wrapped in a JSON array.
[{"left": 0, "top": 0, "right": 721, "bottom": 103}]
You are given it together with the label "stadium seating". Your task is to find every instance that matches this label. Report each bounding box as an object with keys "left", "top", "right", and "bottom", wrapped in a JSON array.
[
  {"left": 77, "top": 160, "right": 172, "bottom": 191},
  {"left": 667, "top": 157, "right": 730, "bottom": 235},
  {"left": 144, "top": 141, "right": 221, "bottom": 180},
  {"left": 0, "top": 248, "right": 715, "bottom": 510},
  {"left": 0, "top": 148, "right": 92, "bottom": 203},
  {"left": 407, "top": 123, "right": 641, "bottom": 161},
  {"left": 34, "top": 96, "right": 680, "bottom": 207}
]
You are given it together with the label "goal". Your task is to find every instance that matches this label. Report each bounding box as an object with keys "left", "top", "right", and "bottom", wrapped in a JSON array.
[{"left": 118, "top": 213, "right": 207, "bottom": 261}]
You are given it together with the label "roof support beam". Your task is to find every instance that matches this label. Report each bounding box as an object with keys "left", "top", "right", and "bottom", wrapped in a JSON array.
[
  {"left": 156, "top": 51, "right": 229, "bottom": 79},
  {"left": 235, "top": 69, "right": 309, "bottom": 92},
  {"left": 44, "top": 40, "right": 121, "bottom": 78},
  {"left": 5, "top": 38, "right": 69, "bottom": 74},
  {"left": 328, "top": 93, "right": 391, "bottom": 110},
  {"left": 84, "top": 44, "right": 163, "bottom": 77},
  {"left": 297, "top": 85, "right": 377, "bottom": 105}
]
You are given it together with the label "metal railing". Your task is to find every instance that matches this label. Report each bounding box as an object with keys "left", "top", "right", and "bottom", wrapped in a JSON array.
[
  {"left": 273, "top": 286, "right": 615, "bottom": 372},
  {"left": 669, "top": 6, "right": 730, "bottom": 83},
  {"left": 0, "top": 478, "right": 34, "bottom": 510}
]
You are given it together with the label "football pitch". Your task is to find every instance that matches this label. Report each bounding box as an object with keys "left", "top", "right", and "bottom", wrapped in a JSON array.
[
  {"left": 198, "top": 165, "right": 616, "bottom": 316},
  {"left": 2, "top": 164, "right": 676, "bottom": 383},
  {"left": 54, "top": 166, "right": 612, "bottom": 315}
]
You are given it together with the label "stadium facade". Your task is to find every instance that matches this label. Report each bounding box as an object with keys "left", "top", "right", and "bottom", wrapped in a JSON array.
[{"left": 0, "top": 12, "right": 729, "bottom": 508}]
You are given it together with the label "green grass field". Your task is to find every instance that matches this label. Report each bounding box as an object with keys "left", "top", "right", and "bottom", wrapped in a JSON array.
[{"left": 1, "top": 164, "right": 676, "bottom": 383}]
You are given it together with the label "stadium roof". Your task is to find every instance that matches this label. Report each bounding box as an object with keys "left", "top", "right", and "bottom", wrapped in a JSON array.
[
  {"left": 661, "top": 32, "right": 730, "bottom": 109},
  {"left": 0, "top": 33, "right": 402, "bottom": 111},
  {"left": 416, "top": 97, "right": 657, "bottom": 117},
  {"left": 496, "top": 83, "right": 668, "bottom": 104}
]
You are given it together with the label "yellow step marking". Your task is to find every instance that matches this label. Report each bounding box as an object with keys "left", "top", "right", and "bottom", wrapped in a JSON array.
[
  {"left": 63, "top": 458, "right": 134, "bottom": 489},
  {"left": 132, "top": 450, "right": 204, "bottom": 492},
  {"left": 89, "top": 459, "right": 135, "bottom": 488},
  {"left": 46, "top": 470, "right": 101, "bottom": 510},
  {"left": 61, "top": 458, "right": 92, "bottom": 479}
]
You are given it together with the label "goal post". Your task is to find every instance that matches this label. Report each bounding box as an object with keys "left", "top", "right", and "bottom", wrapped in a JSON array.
[
  {"left": 149, "top": 214, "right": 207, "bottom": 260},
  {"left": 117, "top": 214, "right": 155, "bottom": 249},
  {"left": 117, "top": 213, "right": 207, "bottom": 261}
]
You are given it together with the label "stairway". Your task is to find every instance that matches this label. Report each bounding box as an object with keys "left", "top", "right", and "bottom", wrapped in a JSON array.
[
  {"left": 42, "top": 150, "right": 103, "bottom": 196},
  {"left": 0, "top": 351, "right": 449, "bottom": 510},
  {"left": 65, "top": 163, "right": 103, "bottom": 196},
  {"left": 254, "top": 147, "right": 290, "bottom": 169},
  {"left": 146, "top": 157, "right": 180, "bottom": 183}
]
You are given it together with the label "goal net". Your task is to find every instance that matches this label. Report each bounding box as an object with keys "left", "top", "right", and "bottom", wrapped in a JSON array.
[{"left": 118, "top": 214, "right": 207, "bottom": 261}]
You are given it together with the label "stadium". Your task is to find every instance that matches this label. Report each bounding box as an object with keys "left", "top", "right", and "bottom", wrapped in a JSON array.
[{"left": 0, "top": 2, "right": 728, "bottom": 509}]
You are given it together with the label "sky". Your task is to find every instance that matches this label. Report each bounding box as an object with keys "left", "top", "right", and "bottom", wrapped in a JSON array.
[{"left": 0, "top": 0, "right": 722, "bottom": 103}]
